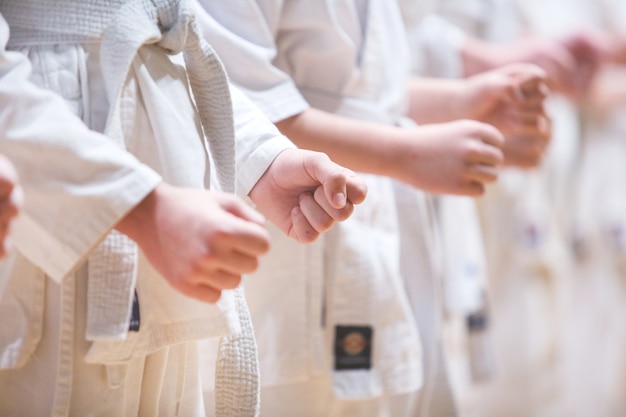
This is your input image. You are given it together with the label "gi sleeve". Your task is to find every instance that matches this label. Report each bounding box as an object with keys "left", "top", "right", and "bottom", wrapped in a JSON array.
[
  {"left": 229, "top": 84, "right": 296, "bottom": 197},
  {"left": 193, "top": 0, "right": 310, "bottom": 123},
  {"left": 0, "top": 15, "right": 162, "bottom": 282}
]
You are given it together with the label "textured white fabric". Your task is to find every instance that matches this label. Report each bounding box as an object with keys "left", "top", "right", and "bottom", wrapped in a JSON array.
[
  {"left": 194, "top": 0, "right": 426, "bottom": 411},
  {"left": 0, "top": 1, "right": 294, "bottom": 415},
  {"left": 394, "top": 182, "right": 459, "bottom": 417},
  {"left": 425, "top": 1, "right": 579, "bottom": 415},
  {"left": 397, "top": 0, "right": 468, "bottom": 80}
]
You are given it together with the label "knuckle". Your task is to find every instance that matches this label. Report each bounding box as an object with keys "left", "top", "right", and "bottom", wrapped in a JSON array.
[
  {"left": 206, "top": 289, "right": 222, "bottom": 304},
  {"left": 470, "top": 183, "right": 486, "bottom": 196},
  {"left": 298, "top": 229, "right": 319, "bottom": 244},
  {"left": 241, "top": 258, "right": 260, "bottom": 275},
  {"left": 201, "top": 249, "right": 219, "bottom": 267},
  {"left": 463, "top": 141, "right": 482, "bottom": 160},
  {"left": 222, "top": 275, "right": 243, "bottom": 290}
]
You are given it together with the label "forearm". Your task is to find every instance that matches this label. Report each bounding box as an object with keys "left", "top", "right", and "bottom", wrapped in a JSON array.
[
  {"left": 275, "top": 108, "right": 407, "bottom": 178},
  {"left": 461, "top": 37, "right": 499, "bottom": 77},
  {"left": 406, "top": 77, "right": 470, "bottom": 124}
]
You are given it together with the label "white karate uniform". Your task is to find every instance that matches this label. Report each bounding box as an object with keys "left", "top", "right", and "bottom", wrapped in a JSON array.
[
  {"left": 194, "top": 1, "right": 437, "bottom": 416},
  {"left": 398, "top": 3, "right": 501, "bottom": 416},
  {"left": 0, "top": 1, "right": 294, "bottom": 415},
  {"left": 561, "top": 1, "right": 626, "bottom": 415},
  {"left": 412, "top": 1, "right": 582, "bottom": 416}
]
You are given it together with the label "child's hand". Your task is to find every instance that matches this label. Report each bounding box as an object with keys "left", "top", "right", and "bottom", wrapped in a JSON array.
[
  {"left": 116, "top": 184, "right": 271, "bottom": 303},
  {"left": 393, "top": 120, "right": 504, "bottom": 197},
  {"left": 0, "top": 154, "right": 22, "bottom": 257},
  {"left": 559, "top": 29, "right": 613, "bottom": 98},
  {"left": 463, "top": 64, "right": 551, "bottom": 168},
  {"left": 249, "top": 148, "right": 367, "bottom": 243},
  {"left": 467, "top": 36, "right": 580, "bottom": 97}
]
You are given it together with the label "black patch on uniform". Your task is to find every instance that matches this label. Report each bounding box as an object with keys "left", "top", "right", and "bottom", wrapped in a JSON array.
[
  {"left": 128, "top": 290, "right": 140, "bottom": 332},
  {"left": 334, "top": 325, "right": 373, "bottom": 370},
  {"left": 466, "top": 310, "right": 488, "bottom": 333}
]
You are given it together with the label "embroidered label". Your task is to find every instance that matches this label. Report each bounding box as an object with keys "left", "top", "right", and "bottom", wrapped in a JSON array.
[
  {"left": 334, "top": 325, "right": 373, "bottom": 370},
  {"left": 128, "top": 290, "right": 140, "bottom": 332}
]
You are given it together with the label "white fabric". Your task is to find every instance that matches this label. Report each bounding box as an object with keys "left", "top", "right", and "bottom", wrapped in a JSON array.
[
  {"left": 398, "top": 2, "right": 493, "bottom": 414},
  {"left": 397, "top": 0, "right": 468, "bottom": 79},
  {"left": 394, "top": 182, "right": 458, "bottom": 417},
  {"left": 428, "top": 2, "right": 583, "bottom": 414},
  {"left": 560, "top": 2, "right": 626, "bottom": 416},
  {"left": 0, "top": 1, "right": 294, "bottom": 414},
  {"left": 194, "top": 0, "right": 427, "bottom": 412}
]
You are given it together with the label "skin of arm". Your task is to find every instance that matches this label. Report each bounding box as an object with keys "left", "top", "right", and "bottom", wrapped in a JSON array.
[{"left": 276, "top": 109, "right": 505, "bottom": 197}]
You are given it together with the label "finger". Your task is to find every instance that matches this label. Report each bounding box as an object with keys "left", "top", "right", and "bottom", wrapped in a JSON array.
[
  {"left": 175, "top": 281, "right": 223, "bottom": 303},
  {"left": 475, "top": 123, "right": 506, "bottom": 149},
  {"left": 0, "top": 237, "right": 12, "bottom": 259},
  {"left": 462, "top": 181, "right": 486, "bottom": 198},
  {"left": 503, "top": 112, "right": 552, "bottom": 139},
  {"left": 11, "top": 185, "right": 24, "bottom": 213},
  {"left": 312, "top": 186, "right": 355, "bottom": 222},
  {"left": 289, "top": 206, "right": 320, "bottom": 244},
  {"left": 218, "top": 192, "right": 267, "bottom": 226},
  {"left": 0, "top": 225, "right": 9, "bottom": 244},
  {"left": 0, "top": 200, "right": 20, "bottom": 220},
  {"left": 344, "top": 173, "right": 368, "bottom": 205},
  {"left": 542, "top": 51, "right": 579, "bottom": 96},
  {"left": 216, "top": 216, "right": 271, "bottom": 256},
  {"left": 466, "top": 142, "right": 505, "bottom": 167},
  {"left": 297, "top": 191, "right": 337, "bottom": 233},
  {"left": 0, "top": 179, "right": 15, "bottom": 198},
  {"left": 512, "top": 69, "right": 548, "bottom": 96},
  {"left": 504, "top": 151, "right": 544, "bottom": 169},
  {"left": 514, "top": 82, "right": 550, "bottom": 105},
  {"left": 198, "top": 245, "right": 262, "bottom": 275},
  {"left": 0, "top": 155, "right": 19, "bottom": 190},
  {"left": 303, "top": 152, "right": 352, "bottom": 209},
  {"left": 189, "top": 267, "right": 243, "bottom": 290},
  {"left": 465, "top": 164, "right": 500, "bottom": 185},
  {"left": 503, "top": 136, "right": 546, "bottom": 168}
]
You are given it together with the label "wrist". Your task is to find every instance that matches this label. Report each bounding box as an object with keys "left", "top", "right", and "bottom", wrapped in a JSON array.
[{"left": 115, "top": 182, "right": 165, "bottom": 243}]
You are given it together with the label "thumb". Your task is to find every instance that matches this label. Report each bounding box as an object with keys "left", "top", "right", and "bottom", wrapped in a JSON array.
[
  {"left": 503, "top": 64, "right": 548, "bottom": 102},
  {"left": 306, "top": 152, "right": 365, "bottom": 209}
]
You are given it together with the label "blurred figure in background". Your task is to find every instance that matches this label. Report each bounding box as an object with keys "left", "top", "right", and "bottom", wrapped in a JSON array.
[
  {"left": 195, "top": 1, "right": 550, "bottom": 416},
  {"left": 403, "top": 0, "right": 626, "bottom": 416}
]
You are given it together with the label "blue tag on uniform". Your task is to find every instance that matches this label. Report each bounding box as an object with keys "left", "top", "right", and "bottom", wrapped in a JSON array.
[{"left": 334, "top": 325, "right": 373, "bottom": 370}]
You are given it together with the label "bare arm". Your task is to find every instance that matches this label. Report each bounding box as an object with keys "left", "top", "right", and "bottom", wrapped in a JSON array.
[{"left": 276, "top": 109, "right": 505, "bottom": 196}]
